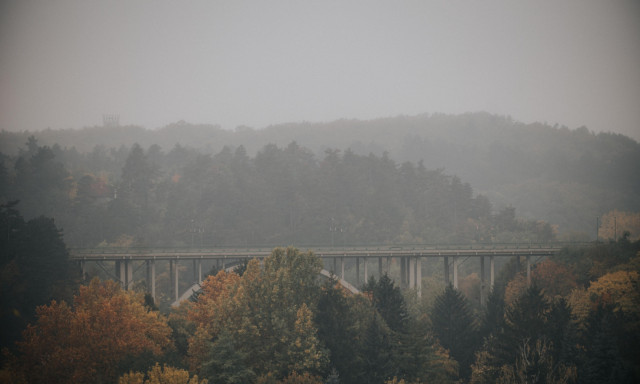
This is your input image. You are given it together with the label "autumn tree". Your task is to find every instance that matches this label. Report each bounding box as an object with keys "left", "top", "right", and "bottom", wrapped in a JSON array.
[
  {"left": 531, "top": 259, "right": 578, "bottom": 299},
  {"left": 187, "top": 248, "right": 328, "bottom": 380},
  {"left": 119, "top": 363, "right": 207, "bottom": 384},
  {"left": 12, "top": 278, "right": 172, "bottom": 383}
]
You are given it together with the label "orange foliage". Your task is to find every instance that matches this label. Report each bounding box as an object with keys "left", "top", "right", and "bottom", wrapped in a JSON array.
[
  {"left": 587, "top": 270, "right": 640, "bottom": 315},
  {"left": 15, "top": 279, "right": 172, "bottom": 383},
  {"left": 186, "top": 270, "right": 241, "bottom": 372},
  {"left": 187, "top": 270, "right": 241, "bottom": 330},
  {"left": 504, "top": 273, "right": 528, "bottom": 307},
  {"left": 531, "top": 259, "right": 578, "bottom": 298}
]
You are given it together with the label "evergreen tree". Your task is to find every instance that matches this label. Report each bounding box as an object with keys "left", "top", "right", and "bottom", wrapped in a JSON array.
[
  {"left": 365, "top": 274, "right": 409, "bottom": 334},
  {"left": 361, "top": 314, "right": 394, "bottom": 384},
  {"left": 431, "top": 284, "right": 478, "bottom": 379},
  {"left": 479, "top": 288, "right": 505, "bottom": 340},
  {"left": 579, "top": 304, "right": 636, "bottom": 384},
  {"left": 315, "top": 280, "right": 362, "bottom": 384}
]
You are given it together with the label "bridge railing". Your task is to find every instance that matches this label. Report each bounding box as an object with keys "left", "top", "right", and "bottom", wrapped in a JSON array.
[{"left": 69, "top": 242, "right": 590, "bottom": 258}]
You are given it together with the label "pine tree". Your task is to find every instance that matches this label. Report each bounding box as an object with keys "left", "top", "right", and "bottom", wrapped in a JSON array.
[
  {"left": 431, "top": 284, "right": 478, "bottom": 379},
  {"left": 367, "top": 274, "right": 409, "bottom": 334},
  {"left": 361, "top": 314, "right": 394, "bottom": 384}
]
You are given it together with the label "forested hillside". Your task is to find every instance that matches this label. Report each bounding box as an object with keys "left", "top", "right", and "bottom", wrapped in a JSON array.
[
  {"left": 0, "top": 138, "right": 553, "bottom": 248},
  {"left": 2, "top": 112, "right": 638, "bottom": 236}
]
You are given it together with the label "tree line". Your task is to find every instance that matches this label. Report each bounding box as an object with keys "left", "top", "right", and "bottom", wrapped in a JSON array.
[
  {"left": 2, "top": 112, "right": 638, "bottom": 235},
  {"left": 2, "top": 231, "right": 639, "bottom": 383},
  {"left": 0, "top": 138, "right": 556, "bottom": 249}
]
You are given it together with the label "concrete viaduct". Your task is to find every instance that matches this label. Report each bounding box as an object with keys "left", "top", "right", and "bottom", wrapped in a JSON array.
[{"left": 69, "top": 243, "right": 568, "bottom": 306}]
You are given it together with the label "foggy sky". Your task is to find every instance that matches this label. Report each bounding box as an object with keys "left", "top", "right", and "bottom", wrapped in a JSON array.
[{"left": 1, "top": 0, "right": 639, "bottom": 139}]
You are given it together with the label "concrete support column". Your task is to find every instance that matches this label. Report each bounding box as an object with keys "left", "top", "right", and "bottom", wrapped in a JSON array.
[
  {"left": 444, "top": 256, "right": 450, "bottom": 286},
  {"left": 356, "top": 257, "right": 360, "bottom": 286},
  {"left": 198, "top": 259, "right": 202, "bottom": 284},
  {"left": 146, "top": 260, "right": 156, "bottom": 300},
  {"left": 117, "top": 260, "right": 126, "bottom": 288},
  {"left": 193, "top": 260, "right": 197, "bottom": 283},
  {"left": 170, "top": 260, "right": 174, "bottom": 300},
  {"left": 526, "top": 255, "right": 531, "bottom": 286},
  {"left": 490, "top": 255, "right": 495, "bottom": 290},
  {"left": 480, "top": 256, "right": 486, "bottom": 306},
  {"left": 333, "top": 257, "right": 337, "bottom": 275},
  {"left": 174, "top": 260, "right": 179, "bottom": 302},
  {"left": 80, "top": 261, "right": 87, "bottom": 280},
  {"left": 416, "top": 257, "right": 422, "bottom": 297},
  {"left": 453, "top": 256, "right": 459, "bottom": 289},
  {"left": 409, "top": 256, "right": 415, "bottom": 288},
  {"left": 363, "top": 257, "right": 368, "bottom": 282},
  {"left": 341, "top": 257, "right": 345, "bottom": 280},
  {"left": 126, "top": 260, "right": 133, "bottom": 290},
  {"left": 400, "top": 257, "right": 407, "bottom": 287},
  {"left": 222, "top": 256, "right": 226, "bottom": 270},
  {"left": 378, "top": 257, "right": 383, "bottom": 278}
]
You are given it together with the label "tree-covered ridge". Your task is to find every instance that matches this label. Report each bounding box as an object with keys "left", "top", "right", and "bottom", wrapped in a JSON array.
[
  {"left": 0, "top": 139, "right": 554, "bottom": 248},
  {"left": 1, "top": 112, "right": 637, "bottom": 235}
]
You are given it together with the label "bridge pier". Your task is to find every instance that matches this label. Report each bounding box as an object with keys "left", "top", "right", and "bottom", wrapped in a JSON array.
[
  {"left": 193, "top": 259, "right": 202, "bottom": 284},
  {"left": 409, "top": 257, "right": 415, "bottom": 288},
  {"left": 170, "top": 260, "right": 179, "bottom": 302},
  {"left": 444, "top": 256, "right": 450, "bottom": 286},
  {"left": 115, "top": 260, "right": 131, "bottom": 289},
  {"left": 356, "top": 257, "right": 360, "bottom": 286},
  {"left": 341, "top": 256, "right": 345, "bottom": 280},
  {"left": 480, "top": 256, "right": 485, "bottom": 306},
  {"left": 146, "top": 260, "right": 156, "bottom": 300},
  {"left": 453, "top": 256, "right": 459, "bottom": 289},
  {"left": 526, "top": 255, "right": 531, "bottom": 286},
  {"left": 363, "top": 257, "right": 368, "bottom": 283}
]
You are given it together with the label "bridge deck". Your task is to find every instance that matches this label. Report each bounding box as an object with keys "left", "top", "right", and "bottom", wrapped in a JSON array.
[{"left": 69, "top": 243, "right": 571, "bottom": 261}]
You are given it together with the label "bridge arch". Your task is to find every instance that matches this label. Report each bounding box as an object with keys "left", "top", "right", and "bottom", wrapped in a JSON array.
[{"left": 171, "top": 267, "right": 359, "bottom": 307}]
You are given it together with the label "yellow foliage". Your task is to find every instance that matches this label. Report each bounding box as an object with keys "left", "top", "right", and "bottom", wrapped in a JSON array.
[
  {"left": 119, "top": 371, "right": 145, "bottom": 384},
  {"left": 587, "top": 270, "right": 640, "bottom": 315},
  {"left": 119, "top": 363, "right": 207, "bottom": 384},
  {"left": 566, "top": 288, "right": 591, "bottom": 324}
]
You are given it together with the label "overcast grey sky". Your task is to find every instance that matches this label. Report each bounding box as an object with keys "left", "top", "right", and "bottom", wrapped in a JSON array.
[{"left": 1, "top": 0, "right": 639, "bottom": 139}]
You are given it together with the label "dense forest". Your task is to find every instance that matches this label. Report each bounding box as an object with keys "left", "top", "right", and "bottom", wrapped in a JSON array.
[
  {"left": 1, "top": 113, "right": 640, "bottom": 383},
  {"left": 2, "top": 230, "right": 639, "bottom": 383},
  {"left": 1, "top": 112, "right": 638, "bottom": 236},
  {"left": 0, "top": 136, "right": 560, "bottom": 249}
]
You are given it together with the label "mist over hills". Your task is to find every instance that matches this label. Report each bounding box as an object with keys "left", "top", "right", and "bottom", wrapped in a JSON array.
[{"left": 1, "top": 112, "right": 638, "bottom": 236}]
